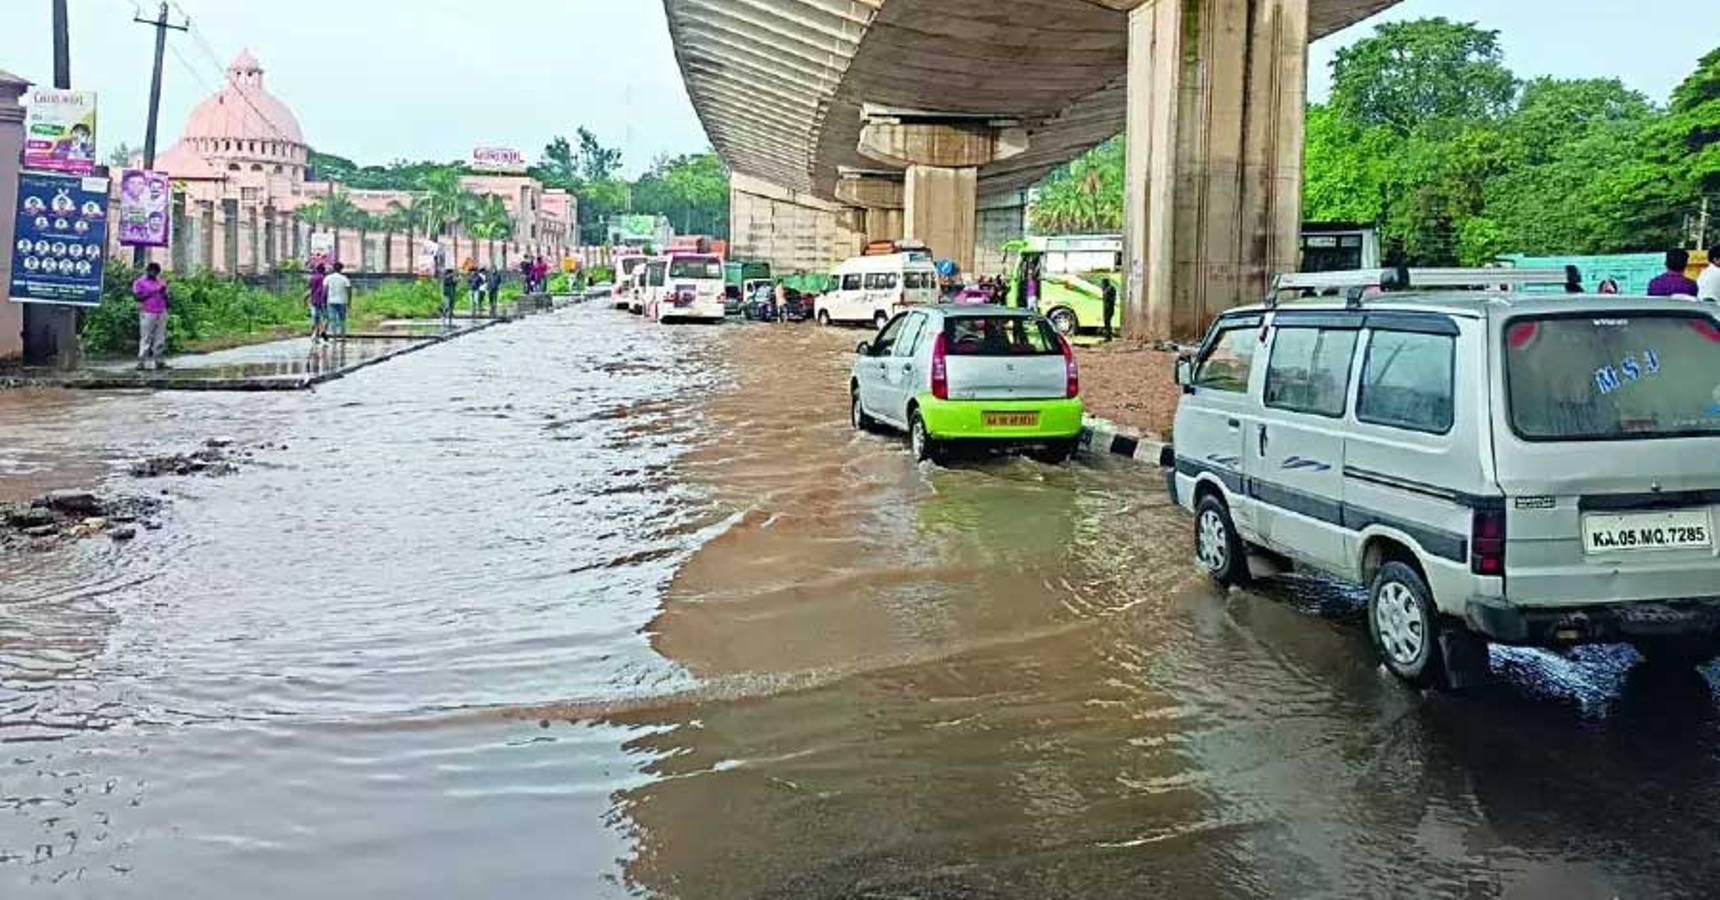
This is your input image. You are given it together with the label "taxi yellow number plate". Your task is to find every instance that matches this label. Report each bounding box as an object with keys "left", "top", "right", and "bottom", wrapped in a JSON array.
[{"left": 983, "top": 411, "right": 1039, "bottom": 428}]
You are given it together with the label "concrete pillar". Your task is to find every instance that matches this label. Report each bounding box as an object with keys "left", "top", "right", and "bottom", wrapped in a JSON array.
[
  {"left": 171, "top": 190, "right": 189, "bottom": 273},
  {"left": 904, "top": 165, "right": 978, "bottom": 273},
  {"left": 976, "top": 190, "right": 1028, "bottom": 277},
  {"left": 857, "top": 112, "right": 1027, "bottom": 275},
  {"left": 1122, "top": 0, "right": 1309, "bottom": 340},
  {"left": 263, "top": 204, "right": 277, "bottom": 270},
  {"left": 0, "top": 71, "right": 28, "bottom": 360},
  {"left": 246, "top": 204, "right": 261, "bottom": 273},
  {"left": 290, "top": 214, "right": 302, "bottom": 261},
  {"left": 200, "top": 200, "right": 216, "bottom": 273},
  {"left": 221, "top": 198, "right": 240, "bottom": 274}
]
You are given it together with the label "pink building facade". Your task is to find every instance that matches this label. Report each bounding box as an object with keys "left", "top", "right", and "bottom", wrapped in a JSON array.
[{"left": 121, "top": 51, "right": 576, "bottom": 276}]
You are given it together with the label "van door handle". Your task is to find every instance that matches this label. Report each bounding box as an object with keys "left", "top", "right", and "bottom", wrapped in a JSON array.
[
  {"left": 1257, "top": 424, "right": 1269, "bottom": 456},
  {"left": 1227, "top": 418, "right": 1240, "bottom": 429},
  {"left": 901, "top": 363, "right": 913, "bottom": 372}
]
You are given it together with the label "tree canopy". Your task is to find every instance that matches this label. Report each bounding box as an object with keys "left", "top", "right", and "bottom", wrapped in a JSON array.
[{"left": 1027, "top": 19, "right": 1718, "bottom": 265}]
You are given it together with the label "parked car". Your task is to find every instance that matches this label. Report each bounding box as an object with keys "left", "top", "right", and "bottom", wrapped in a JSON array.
[
  {"left": 1169, "top": 268, "right": 1720, "bottom": 690},
  {"left": 742, "top": 285, "right": 812, "bottom": 322},
  {"left": 849, "top": 305, "right": 1083, "bottom": 464}
]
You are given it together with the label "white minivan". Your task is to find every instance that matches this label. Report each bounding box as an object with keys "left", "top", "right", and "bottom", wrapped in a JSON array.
[
  {"left": 648, "top": 253, "right": 726, "bottom": 324},
  {"left": 631, "top": 258, "right": 666, "bottom": 316},
  {"left": 816, "top": 253, "right": 939, "bottom": 329},
  {"left": 1170, "top": 268, "right": 1720, "bottom": 689}
]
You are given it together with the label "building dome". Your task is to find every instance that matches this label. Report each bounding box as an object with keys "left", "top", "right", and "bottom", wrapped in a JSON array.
[{"left": 180, "top": 50, "right": 305, "bottom": 147}]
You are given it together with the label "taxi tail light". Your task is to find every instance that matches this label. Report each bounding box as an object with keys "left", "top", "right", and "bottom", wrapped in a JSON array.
[
  {"left": 930, "top": 332, "right": 949, "bottom": 400},
  {"left": 1471, "top": 508, "right": 1506, "bottom": 576},
  {"left": 1059, "top": 335, "right": 1080, "bottom": 399}
]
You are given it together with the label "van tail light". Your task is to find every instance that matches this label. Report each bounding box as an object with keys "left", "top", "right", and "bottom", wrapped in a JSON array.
[
  {"left": 930, "top": 333, "right": 949, "bottom": 400},
  {"left": 1471, "top": 508, "right": 1506, "bottom": 576},
  {"left": 1059, "top": 335, "right": 1080, "bottom": 399},
  {"left": 898, "top": 290, "right": 907, "bottom": 307}
]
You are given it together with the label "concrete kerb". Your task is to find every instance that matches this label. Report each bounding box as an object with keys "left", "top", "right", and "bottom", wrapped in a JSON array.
[{"left": 1077, "top": 415, "right": 1173, "bottom": 469}]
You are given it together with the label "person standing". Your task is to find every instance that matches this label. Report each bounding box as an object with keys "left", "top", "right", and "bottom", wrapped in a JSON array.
[
  {"left": 323, "top": 262, "right": 353, "bottom": 338},
  {"left": 1647, "top": 249, "right": 1700, "bottom": 297},
  {"left": 468, "top": 267, "right": 486, "bottom": 318},
  {"left": 1101, "top": 277, "right": 1118, "bottom": 340},
  {"left": 486, "top": 265, "right": 502, "bottom": 316},
  {"left": 440, "top": 268, "right": 458, "bottom": 329},
  {"left": 1698, "top": 245, "right": 1720, "bottom": 303},
  {"left": 533, "top": 255, "right": 549, "bottom": 294},
  {"left": 132, "top": 262, "right": 170, "bottom": 370},
  {"left": 519, "top": 258, "right": 534, "bottom": 294},
  {"left": 306, "top": 263, "right": 329, "bottom": 343}
]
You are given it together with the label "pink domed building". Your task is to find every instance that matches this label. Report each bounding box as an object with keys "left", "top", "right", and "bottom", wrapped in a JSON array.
[{"left": 125, "top": 51, "right": 574, "bottom": 275}]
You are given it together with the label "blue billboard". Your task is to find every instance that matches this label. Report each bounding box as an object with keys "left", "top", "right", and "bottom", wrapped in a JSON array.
[{"left": 10, "top": 170, "right": 109, "bottom": 306}]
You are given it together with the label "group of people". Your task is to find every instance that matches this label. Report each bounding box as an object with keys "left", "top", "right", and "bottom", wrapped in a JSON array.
[
  {"left": 305, "top": 262, "right": 353, "bottom": 343},
  {"left": 442, "top": 267, "right": 503, "bottom": 327},
  {"left": 1646, "top": 246, "right": 1720, "bottom": 301},
  {"left": 519, "top": 255, "right": 551, "bottom": 295}
]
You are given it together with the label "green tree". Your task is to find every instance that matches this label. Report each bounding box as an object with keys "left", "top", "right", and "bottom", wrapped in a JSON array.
[
  {"left": 1331, "top": 17, "right": 1518, "bottom": 132},
  {"left": 1028, "top": 135, "right": 1124, "bottom": 234},
  {"left": 470, "top": 194, "right": 513, "bottom": 265},
  {"left": 632, "top": 152, "right": 729, "bottom": 236}
]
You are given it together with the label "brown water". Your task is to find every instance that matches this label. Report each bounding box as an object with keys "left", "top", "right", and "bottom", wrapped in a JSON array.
[{"left": 3, "top": 308, "right": 1719, "bottom": 898}]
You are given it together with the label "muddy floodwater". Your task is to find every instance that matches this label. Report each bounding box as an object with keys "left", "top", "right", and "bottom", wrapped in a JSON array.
[{"left": 4, "top": 307, "right": 1720, "bottom": 898}]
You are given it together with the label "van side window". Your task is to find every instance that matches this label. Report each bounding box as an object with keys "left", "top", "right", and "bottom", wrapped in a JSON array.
[
  {"left": 904, "top": 272, "right": 930, "bottom": 290},
  {"left": 1193, "top": 326, "right": 1259, "bottom": 393},
  {"left": 1265, "top": 327, "right": 1359, "bottom": 417},
  {"left": 842, "top": 274, "right": 862, "bottom": 291},
  {"left": 1357, "top": 330, "right": 1455, "bottom": 433}
]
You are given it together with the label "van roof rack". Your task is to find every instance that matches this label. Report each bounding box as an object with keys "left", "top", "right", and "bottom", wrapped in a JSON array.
[{"left": 1268, "top": 266, "right": 1580, "bottom": 309}]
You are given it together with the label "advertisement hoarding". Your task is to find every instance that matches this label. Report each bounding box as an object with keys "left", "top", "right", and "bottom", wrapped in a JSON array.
[
  {"left": 469, "top": 146, "right": 527, "bottom": 174},
  {"left": 308, "top": 232, "right": 334, "bottom": 266},
  {"left": 116, "top": 169, "right": 172, "bottom": 248},
  {"left": 10, "top": 171, "right": 110, "bottom": 306},
  {"left": 23, "top": 89, "right": 97, "bottom": 175}
]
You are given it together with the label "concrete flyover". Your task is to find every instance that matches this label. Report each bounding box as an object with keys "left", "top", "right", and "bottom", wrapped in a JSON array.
[{"left": 664, "top": 0, "right": 1400, "bottom": 339}]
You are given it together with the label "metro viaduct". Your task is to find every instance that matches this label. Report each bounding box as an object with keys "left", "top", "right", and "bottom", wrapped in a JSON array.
[{"left": 663, "top": 0, "right": 1400, "bottom": 339}]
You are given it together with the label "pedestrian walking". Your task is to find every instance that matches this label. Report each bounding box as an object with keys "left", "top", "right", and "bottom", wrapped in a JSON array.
[
  {"left": 533, "top": 255, "right": 549, "bottom": 294},
  {"left": 519, "top": 258, "right": 534, "bottom": 294},
  {"left": 486, "top": 265, "right": 502, "bottom": 316},
  {"left": 324, "top": 262, "right": 353, "bottom": 338},
  {"left": 132, "top": 262, "right": 170, "bottom": 370},
  {"left": 1101, "top": 277, "right": 1118, "bottom": 340},
  {"left": 440, "top": 268, "right": 458, "bottom": 329},
  {"left": 1698, "top": 244, "right": 1720, "bottom": 303},
  {"left": 1647, "top": 249, "right": 1700, "bottom": 297},
  {"left": 468, "top": 268, "right": 486, "bottom": 318},
  {"left": 306, "top": 263, "right": 329, "bottom": 343}
]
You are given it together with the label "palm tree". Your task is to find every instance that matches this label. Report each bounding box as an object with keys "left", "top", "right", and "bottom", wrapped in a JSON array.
[
  {"left": 321, "top": 189, "right": 361, "bottom": 266},
  {"left": 470, "top": 195, "right": 513, "bottom": 267},
  {"left": 421, "top": 168, "right": 472, "bottom": 257}
]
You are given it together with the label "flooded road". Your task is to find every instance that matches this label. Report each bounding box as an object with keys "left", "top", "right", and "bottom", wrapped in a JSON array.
[{"left": 4, "top": 307, "right": 1720, "bottom": 897}]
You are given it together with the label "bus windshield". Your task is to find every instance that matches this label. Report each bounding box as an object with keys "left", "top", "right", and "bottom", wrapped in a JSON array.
[{"left": 669, "top": 256, "right": 723, "bottom": 280}]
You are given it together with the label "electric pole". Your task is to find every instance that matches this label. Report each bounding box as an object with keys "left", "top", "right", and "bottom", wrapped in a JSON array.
[
  {"left": 133, "top": 2, "right": 187, "bottom": 266},
  {"left": 23, "top": 0, "right": 79, "bottom": 365}
]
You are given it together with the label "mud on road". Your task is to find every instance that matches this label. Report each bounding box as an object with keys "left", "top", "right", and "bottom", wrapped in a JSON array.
[{"left": 3, "top": 307, "right": 1720, "bottom": 898}]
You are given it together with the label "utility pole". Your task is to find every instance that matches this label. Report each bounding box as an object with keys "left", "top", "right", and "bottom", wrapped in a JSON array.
[
  {"left": 133, "top": 2, "right": 187, "bottom": 266},
  {"left": 22, "top": 0, "right": 79, "bottom": 366}
]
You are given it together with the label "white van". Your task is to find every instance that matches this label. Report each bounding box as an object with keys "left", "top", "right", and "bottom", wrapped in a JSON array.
[
  {"left": 1170, "top": 268, "right": 1720, "bottom": 689},
  {"left": 815, "top": 253, "right": 939, "bottom": 329},
  {"left": 649, "top": 253, "right": 726, "bottom": 324},
  {"left": 614, "top": 254, "right": 648, "bottom": 310},
  {"left": 631, "top": 258, "right": 667, "bottom": 316}
]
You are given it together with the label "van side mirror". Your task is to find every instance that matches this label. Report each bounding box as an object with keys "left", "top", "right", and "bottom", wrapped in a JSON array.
[
  {"left": 1174, "top": 358, "right": 1193, "bottom": 390},
  {"left": 856, "top": 341, "right": 872, "bottom": 356}
]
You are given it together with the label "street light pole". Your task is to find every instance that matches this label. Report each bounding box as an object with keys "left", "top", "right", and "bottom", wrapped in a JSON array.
[
  {"left": 133, "top": 2, "right": 187, "bottom": 266},
  {"left": 22, "top": 0, "right": 79, "bottom": 366}
]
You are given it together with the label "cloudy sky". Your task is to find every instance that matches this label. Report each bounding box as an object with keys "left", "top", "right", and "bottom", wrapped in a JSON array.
[{"left": 0, "top": 0, "right": 1712, "bottom": 175}]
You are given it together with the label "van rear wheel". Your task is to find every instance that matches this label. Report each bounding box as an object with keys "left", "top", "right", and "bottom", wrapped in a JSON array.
[
  {"left": 817, "top": 310, "right": 831, "bottom": 327},
  {"left": 873, "top": 311, "right": 889, "bottom": 331},
  {"left": 1369, "top": 561, "right": 1448, "bottom": 688}
]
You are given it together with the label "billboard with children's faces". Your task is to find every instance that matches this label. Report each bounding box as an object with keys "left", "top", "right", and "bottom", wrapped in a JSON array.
[{"left": 10, "top": 171, "right": 109, "bottom": 306}]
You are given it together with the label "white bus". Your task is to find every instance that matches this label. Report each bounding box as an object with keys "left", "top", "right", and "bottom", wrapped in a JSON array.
[{"left": 650, "top": 253, "right": 726, "bottom": 323}]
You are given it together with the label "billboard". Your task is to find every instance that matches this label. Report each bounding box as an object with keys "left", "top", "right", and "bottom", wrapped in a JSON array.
[
  {"left": 308, "top": 232, "right": 335, "bottom": 266},
  {"left": 23, "top": 89, "right": 97, "bottom": 175},
  {"left": 116, "top": 169, "right": 172, "bottom": 248},
  {"left": 469, "top": 146, "right": 527, "bottom": 174},
  {"left": 10, "top": 171, "right": 110, "bottom": 306}
]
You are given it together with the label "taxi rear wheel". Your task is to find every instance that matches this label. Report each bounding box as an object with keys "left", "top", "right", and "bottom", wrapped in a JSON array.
[
  {"left": 909, "top": 410, "right": 943, "bottom": 464},
  {"left": 1632, "top": 637, "right": 1720, "bottom": 668}
]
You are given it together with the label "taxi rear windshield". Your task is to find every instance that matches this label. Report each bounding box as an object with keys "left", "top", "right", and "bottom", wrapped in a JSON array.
[
  {"left": 1504, "top": 313, "right": 1720, "bottom": 440},
  {"left": 944, "top": 316, "right": 1062, "bottom": 356}
]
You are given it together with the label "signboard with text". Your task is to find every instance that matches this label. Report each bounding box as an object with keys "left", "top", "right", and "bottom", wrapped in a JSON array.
[
  {"left": 116, "top": 169, "right": 172, "bottom": 248},
  {"left": 469, "top": 146, "right": 527, "bottom": 174},
  {"left": 10, "top": 171, "right": 110, "bottom": 306},
  {"left": 23, "top": 89, "right": 98, "bottom": 175}
]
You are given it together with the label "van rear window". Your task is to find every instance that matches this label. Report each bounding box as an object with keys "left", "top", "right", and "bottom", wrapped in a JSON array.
[
  {"left": 669, "top": 257, "right": 722, "bottom": 279},
  {"left": 943, "top": 317, "right": 1062, "bottom": 356},
  {"left": 1504, "top": 313, "right": 1720, "bottom": 440}
]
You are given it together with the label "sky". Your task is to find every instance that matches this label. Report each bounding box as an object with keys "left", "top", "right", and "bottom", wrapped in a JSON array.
[{"left": 0, "top": 0, "right": 1713, "bottom": 176}]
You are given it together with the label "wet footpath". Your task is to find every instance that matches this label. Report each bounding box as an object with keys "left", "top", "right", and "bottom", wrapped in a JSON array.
[{"left": 3, "top": 307, "right": 1720, "bottom": 898}]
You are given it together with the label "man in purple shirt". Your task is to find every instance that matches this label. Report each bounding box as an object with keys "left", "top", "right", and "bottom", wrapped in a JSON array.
[
  {"left": 131, "top": 262, "right": 169, "bottom": 370},
  {"left": 1646, "top": 249, "right": 1700, "bottom": 297},
  {"left": 306, "top": 263, "right": 329, "bottom": 342}
]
